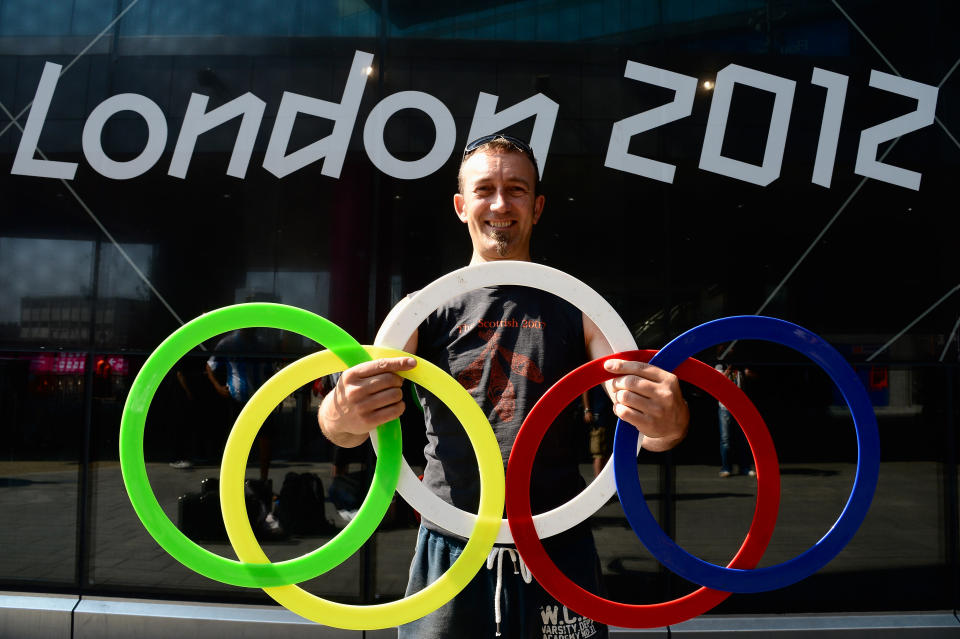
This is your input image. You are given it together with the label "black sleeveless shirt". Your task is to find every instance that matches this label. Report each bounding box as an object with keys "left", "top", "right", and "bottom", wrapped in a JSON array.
[{"left": 414, "top": 285, "right": 587, "bottom": 538}]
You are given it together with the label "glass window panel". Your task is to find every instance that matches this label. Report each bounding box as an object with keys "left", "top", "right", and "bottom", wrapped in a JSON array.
[
  {"left": 0, "top": 350, "right": 82, "bottom": 585},
  {"left": 0, "top": 0, "right": 72, "bottom": 36},
  {"left": 673, "top": 355, "right": 953, "bottom": 612},
  {"left": 94, "top": 242, "right": 155, "bottom": 349},
  {"left": 70, "top": 0, "right": 115, "bottom": 35},
  {"left": 0, "top": 0, "right": 956, "bottom": 623},
  {"left": 88, "top": 349, "right": 365, "bottom": 599},
  {"left": 0, "top": 238, "right": 94, "bottom": 348},
  {"left": 111, "top": 0, "right": 378, "bottom": 38}
]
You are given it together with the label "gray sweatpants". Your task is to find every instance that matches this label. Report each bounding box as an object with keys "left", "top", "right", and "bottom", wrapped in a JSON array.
[{"left": 398, "top": 525, "right": 608, "bottom": 639}]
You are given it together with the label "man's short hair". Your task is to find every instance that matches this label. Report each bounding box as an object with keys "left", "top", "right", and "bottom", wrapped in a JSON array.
[{"left": 458, "top": 134, "right": 539, "bottom": 194}]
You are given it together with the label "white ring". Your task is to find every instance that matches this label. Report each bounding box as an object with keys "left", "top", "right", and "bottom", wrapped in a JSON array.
[{"left": 372, "top": 261, "right": 640, "bottom": 544}]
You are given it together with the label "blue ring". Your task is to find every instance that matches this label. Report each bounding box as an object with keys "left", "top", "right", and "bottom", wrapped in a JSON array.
[{"left": 612, "top": 316, "right": 880, "bottom": 593}]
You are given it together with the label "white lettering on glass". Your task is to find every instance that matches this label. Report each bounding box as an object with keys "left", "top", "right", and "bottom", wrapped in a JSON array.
[
  {"left": 8, "top": 53, "right": 942, "bottom": 192},
  {"left": 169, "top": 92, "right": 265, "bottom": 179},
  {"left": 81, "top": 93, "right": 167, "bottom": 180},
  {"left": 466, "top": 92, "right": 559, "bottom": 178},
  {"left": 11, "top": 62, "right": 79, "bottom": 179},
  {"left": 363, "top": 91, "right": 456, "bottom": 180},
  {"left": 262, "top": 50, "right": 373, "bottom": 179},
  {"left": 810, "top": 67, "right": 849, "bottom": 188},
  {"left": 855, "top": 70, "right": 938, "bottom": 191},
  {"left": 604, "top": 61, "right": 697, "bottom": 183},
  {"left": 699, "top": 64, "right": 796, "bottom": 186}
]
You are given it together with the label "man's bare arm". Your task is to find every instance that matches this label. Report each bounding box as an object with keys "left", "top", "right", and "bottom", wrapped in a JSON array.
[
  {"left": 582, "top": 314, "right": 688, "bottom": 452},
  {"left": 318, "top": 330, "right": 418, "bottom": 448}
]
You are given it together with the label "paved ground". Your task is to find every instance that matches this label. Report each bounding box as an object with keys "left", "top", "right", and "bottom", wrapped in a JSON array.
[{"left": 0, "top": 456, "right": 952, "bottom": 616}]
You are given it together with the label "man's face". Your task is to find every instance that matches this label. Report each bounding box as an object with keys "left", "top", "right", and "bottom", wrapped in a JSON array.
[{"left": 454, "top": 149, "right": 545, "bottom": 263}]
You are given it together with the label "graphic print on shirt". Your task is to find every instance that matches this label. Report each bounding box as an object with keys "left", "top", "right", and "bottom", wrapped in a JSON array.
[
  {"left": 457, "top": 328, "right": 543, "bottom": 423},
  {"left": 539, "top": 604, "right": 600, "bottom": 638}
]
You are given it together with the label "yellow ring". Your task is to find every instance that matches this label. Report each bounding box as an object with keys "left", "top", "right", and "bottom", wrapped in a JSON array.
[{"left": 220, "top": 346, "right": 505, "bottom": 629}]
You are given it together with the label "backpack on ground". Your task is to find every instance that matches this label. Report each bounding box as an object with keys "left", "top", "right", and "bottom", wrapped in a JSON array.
[
  {"left": 178, "top": 476, "right": 285, "bottom": 541},
  {"left": 276, "top": 471, "right": 333, "bottom": 536}
]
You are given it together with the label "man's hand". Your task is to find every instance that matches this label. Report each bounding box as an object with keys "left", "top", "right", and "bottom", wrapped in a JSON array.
[
  {"left": 602, "top": 359, "right": 689, "bottom": 452},
  {"left": 318, "top": 357, "right": 417, "bottom": 448}
]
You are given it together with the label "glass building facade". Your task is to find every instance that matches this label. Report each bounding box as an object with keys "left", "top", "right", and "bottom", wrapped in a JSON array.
[{"left": 1, "top": 0, "right": 958, "bottom": 635}]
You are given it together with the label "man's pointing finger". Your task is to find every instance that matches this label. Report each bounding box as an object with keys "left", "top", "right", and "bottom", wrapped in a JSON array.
[
  {"left": 346, "top": 357, "right": 417, "bottom": 382},
  {"left": 603, "top": 358, "right": 659, "bottom": 378}
]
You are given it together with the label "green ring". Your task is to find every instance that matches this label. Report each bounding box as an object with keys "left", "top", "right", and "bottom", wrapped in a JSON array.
[{"left": 119, "top": 303, "right": 402, "bottom": 587}]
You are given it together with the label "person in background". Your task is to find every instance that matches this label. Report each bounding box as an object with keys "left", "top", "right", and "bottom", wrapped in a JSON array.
[
  {"left": 205, "top": 327, "right": 274, "bottom": 483},
  {"left": 715, "top": 345, "right": 756, "bottom": 478},
  {"left": 582, "top": 384, "right": 612, "bottom": 478}
]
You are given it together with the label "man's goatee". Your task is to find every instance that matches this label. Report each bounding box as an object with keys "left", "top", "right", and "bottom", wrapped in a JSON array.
[{"left": 491, "top": 231, "right": 509, "bottom": 256}]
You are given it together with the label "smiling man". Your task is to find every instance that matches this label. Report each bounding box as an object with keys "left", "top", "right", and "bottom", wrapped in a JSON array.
[
  {"left": 454, "top": 138, "right": 544, "bottom": 262},
  {"left": 319, "top": 134, "right": 688, "bottom": 639}
]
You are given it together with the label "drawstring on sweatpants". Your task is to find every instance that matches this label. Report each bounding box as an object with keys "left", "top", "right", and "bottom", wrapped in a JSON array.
[{"left": 486, "top": 546, "right": 532, "bottom": 637}]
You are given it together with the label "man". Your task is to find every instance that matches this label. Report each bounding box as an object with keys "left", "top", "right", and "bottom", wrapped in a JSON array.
[
  {"left": 582, "top": 385, "right": 613, "bottom": 478},
  {"left": 206, "top": 327, "right": 275, "bottom": 483},
  {"left": 714, "top": 345, "right": 756, "bottom": 478},
  {"left": 318, "top": 134, "right": 688, "bottom": 638}
]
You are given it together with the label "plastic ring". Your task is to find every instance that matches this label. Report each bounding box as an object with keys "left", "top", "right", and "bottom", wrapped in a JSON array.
[
  {"left": 372, "top": 260, "right": 639, "bottom": 543},
  {"left": 221, "top": 346, "right": 504, "bottom": 629},
  {"left": 119, "top": 303, "right": 402, "bottom": 587},
  {"left": 507, "top": 350, "right": 780, "bottom": 627},
  {"left": 615, "top": 316, "right": 880, "bottom": 593}
]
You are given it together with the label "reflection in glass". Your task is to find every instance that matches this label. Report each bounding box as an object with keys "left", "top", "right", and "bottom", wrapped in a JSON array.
[
  {"left": 236, "top": 270, "right": 331, "bottom": 317},
  {"left": 0, "top": 237, "right": 93, "bottom": 344},
  {"left": 0, "top": 350, "right": 82, "bottom": 585},
  {"left": 94, "top": 242, "right": 156, "bottom": 348}
]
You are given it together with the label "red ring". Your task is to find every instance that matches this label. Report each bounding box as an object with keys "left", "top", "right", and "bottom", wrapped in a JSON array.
[{"left": 505, "top": 350, "right": 781, "bottom": 628}]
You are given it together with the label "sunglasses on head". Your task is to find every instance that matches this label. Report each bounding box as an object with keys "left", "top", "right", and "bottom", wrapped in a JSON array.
[{"left": 462, "top": 134, "right": 539, "bottom": 177}]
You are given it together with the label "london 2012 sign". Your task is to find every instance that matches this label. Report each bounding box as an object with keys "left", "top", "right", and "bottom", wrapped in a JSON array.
[{"left": 12, "top": 50, "right": 938, "bottom": 191}]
